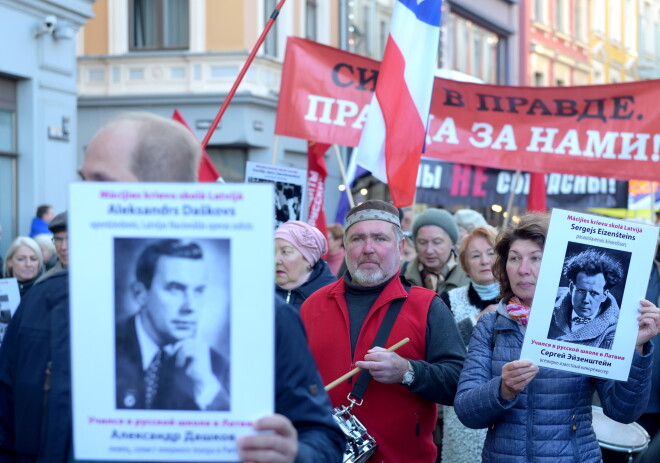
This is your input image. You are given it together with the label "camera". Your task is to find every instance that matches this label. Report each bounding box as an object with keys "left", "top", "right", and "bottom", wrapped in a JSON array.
[
  {"left": 43, "top": 15, "right": 57, "bottom": 33},
  {"left": 35, "top": 15, "right": 57, "bottom": 37}
]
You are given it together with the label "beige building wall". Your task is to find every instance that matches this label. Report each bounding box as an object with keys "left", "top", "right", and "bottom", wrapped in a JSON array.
[{"left": 84, "top": 0, "right": 109, "bottom": 55}]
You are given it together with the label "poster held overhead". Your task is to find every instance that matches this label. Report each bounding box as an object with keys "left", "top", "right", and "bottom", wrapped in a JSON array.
[
  {"left": 520, "top": 209, "right": 658, "bottom": 381},
  {"left": 245, "top": 162, "right": 307, "bottom": 227}
]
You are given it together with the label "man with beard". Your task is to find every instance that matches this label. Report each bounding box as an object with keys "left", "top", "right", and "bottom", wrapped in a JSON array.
[{"left": 300, "top": 200, "right": 465, "bottom": 463}]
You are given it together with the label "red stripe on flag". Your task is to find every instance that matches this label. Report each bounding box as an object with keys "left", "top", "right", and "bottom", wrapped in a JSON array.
[
  {"left": 172, "top": 109, "right": 221, "bottom": 182},
  {"left": 307, "top": 141, "right": 330, "bottom": 244},
  {"left": 376, "top": 37, "right": 426, "bottom": 207},
  {"left": 527, "top": 172, "right": 547, "bottom": 212}
]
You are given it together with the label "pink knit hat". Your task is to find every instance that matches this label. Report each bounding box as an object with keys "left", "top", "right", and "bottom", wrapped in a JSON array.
[{"left": 275, "top": 221, "right": 328, "bottom": 266}]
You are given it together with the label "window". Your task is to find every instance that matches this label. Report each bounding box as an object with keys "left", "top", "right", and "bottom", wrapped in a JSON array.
[
  {"left": 305, "top": 0, "right": 317, "bottom": 41},
  {"left": 533, "top": 0, "right": 546, "bottom": 23},
  {"left": 447, "top": 14, "right": 501, "bottom": 84},
  {"left": 264, "top": 0, "right": 278, "bottom": 56},
  {"left": 573, "top": 0, "right": 586, "bottom": 42},
  {"left": 593, "top": 0, "right": 605, "bottom": 33},
  {"left": 0, "top": 77, "right": 17, "bottom": 257},
  {"left": 554, "top": 0, "right": 566, "bottom": 33},
  {"left": 610, "top": 0, "right": 622, "bottom": 43},
  {"left": 206, "top": 147, "right": 247, "bottom": 182},
  {"left": 534, "top": 72, "right": 545, "bottom": 87},
  {"left": 130, "top": 0, "right": 189, "bottom": 50}
]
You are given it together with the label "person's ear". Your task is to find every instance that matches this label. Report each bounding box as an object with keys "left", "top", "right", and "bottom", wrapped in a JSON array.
[
  {"left": 131, "top": 281, "right": 148, "bottom": 306},
  {"left": 568, "top": 281, "right": 575, "bottom": 293}
]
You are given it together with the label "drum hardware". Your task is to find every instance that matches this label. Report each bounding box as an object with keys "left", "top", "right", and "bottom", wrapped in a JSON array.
[{"left": 332, "top": 394, "right": 377, "bottom": 463}]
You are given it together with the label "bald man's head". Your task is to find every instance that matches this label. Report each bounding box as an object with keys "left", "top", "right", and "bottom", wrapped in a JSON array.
[{"left": 81, "top": 112, "right": 203, "bottom": 182}]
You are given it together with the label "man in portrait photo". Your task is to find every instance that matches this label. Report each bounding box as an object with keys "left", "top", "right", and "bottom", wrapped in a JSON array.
[
  {"left": 115, "top": 238, "right": 230, "bottom": 411},
  {"left": 548, "top": 244, "right": 630, "bottom": 350}
]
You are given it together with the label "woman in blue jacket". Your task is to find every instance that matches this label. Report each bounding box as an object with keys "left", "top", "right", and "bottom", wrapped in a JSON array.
[{"left": 454, "top": 214, "right": 659, "bottom": 463}]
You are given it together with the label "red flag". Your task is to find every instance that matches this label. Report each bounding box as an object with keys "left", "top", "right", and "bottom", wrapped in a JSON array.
[
  {"left": 171, "top": 109, "right": 221, "bottom": 182},
  {"left": 307, "top": 141, "right": 330, "bottom": 242},
  {"left": 527, "top": 172, "right": 547, "bottom": 212}
]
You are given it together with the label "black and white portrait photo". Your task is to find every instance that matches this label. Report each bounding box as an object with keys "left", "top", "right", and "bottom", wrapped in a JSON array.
[
  {"left": 113, "top": 238, "right": 231, "bottom": 411},
  {"left": 248, "top": 177, "right": 303, "bottom": 227},
  {"left": 547, "top": 242, "right": 631, "bottom": 350}
]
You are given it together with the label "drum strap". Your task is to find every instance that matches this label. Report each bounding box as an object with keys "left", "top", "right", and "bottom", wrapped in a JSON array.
[{"left": 350, "top": 296, "right": 406, "bottom": 401}]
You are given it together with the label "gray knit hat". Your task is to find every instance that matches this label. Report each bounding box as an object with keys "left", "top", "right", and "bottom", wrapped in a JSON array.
[
  {"left": 454, "top": 209, "right": 487, "bottom": 233},
  {"left": 412, "top": 208, "right": 459, "bottom": 244}
]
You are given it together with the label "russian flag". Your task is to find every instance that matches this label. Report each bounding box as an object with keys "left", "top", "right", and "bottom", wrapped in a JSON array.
[{"left": 355, "top": 0, "right": 441, "bottom": 207}]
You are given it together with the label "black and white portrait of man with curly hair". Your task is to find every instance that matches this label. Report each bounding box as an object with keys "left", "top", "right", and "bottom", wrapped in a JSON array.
[{"left": 547, "top": 243, "right": 631, "bottom": 350}]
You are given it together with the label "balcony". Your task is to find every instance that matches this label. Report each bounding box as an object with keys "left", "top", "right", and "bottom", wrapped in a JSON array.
[{"left": 77, "top": 51, "right": 283, "bottom": 98}]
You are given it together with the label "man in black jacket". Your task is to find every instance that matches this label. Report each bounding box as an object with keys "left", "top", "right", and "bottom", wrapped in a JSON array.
[{"left": 0, "top": 112, "right": 343, "bottom": 463}]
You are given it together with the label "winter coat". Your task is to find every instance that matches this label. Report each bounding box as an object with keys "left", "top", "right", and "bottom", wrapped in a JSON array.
[
  {"left": 442, "top": 285, "right": 489, "bottom": 463},
  {"left": 275, "top": 257, "right": 336, "bottom": 311},
  {"left": 403, "top": 256, "right": 470, "bottom": 296},
  {"left": 454, "top": 304, "right": 653, "bottom": 463},
  {"left": 0, "top": 272, "right": 345, "bottom": 463}
]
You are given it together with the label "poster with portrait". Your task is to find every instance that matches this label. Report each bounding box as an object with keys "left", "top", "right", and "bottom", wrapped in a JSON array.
[
  {"left": 520, "top": 209, "right": 658, "bottom": 380},
  {"left": 245, "top": 162, "right": 307, "bottom": 227},
  {"left": 70, "top": 183, "right": 274, "bottom": 461},
  {"left": 0, "top": 278, "right": 20, "bottom": 346}
]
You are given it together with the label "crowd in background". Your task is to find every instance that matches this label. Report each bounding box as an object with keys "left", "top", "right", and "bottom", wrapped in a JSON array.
[{"left": 0, "top": 112, "right": 658, "bottom": 463}]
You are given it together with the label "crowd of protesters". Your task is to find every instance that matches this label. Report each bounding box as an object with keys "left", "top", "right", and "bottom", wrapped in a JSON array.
[{"left": 0, "top": 112, "right": 658, "bottom": 463}]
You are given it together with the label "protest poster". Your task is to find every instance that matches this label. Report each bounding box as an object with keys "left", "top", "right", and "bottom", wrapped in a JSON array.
[
  {"left": 70, "top": 183, "right": 274, "bottom": 461},
  {"left": 519, "top": 209, "right": 658, "bottom": 380},
  {"left": 415, "top": 157, "right": 628, "bottom": 210},
  {"left": 245, "top": 162, "right": 307, "bottom": 227},
  {"left": 275, "top": 37, "right": 660, "bottom": 183},
  {"left": 0, "top": 278, "right": 20, "bottom": 345}
]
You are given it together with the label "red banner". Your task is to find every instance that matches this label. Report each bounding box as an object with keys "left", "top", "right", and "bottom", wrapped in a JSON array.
[
  {"left": 275, "top": 37, "right": 660, "bottom": 182},
  {"left": 307, "top": 141, "right": 330, "bottom": 241}
]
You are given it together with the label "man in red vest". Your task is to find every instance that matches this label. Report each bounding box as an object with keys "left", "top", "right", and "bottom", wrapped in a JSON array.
[{"left": 301, "top": 199, "right": 466, "bottom": 462}]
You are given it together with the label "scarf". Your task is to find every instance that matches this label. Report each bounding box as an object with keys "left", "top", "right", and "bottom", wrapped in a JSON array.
[
  {"left": 506, "top": 296, "right": 531, "bottom": 326},
  {"left": 472, "top": 282, "right": 500, "bottom": 300}
]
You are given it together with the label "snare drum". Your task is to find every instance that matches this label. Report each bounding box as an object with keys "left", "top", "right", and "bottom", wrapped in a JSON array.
[
  {"left": 332, "top": 404, "right": 377, "bottom": 463},
  {"left": 592, "top": 406, "right": 650, "bottom": 463}
]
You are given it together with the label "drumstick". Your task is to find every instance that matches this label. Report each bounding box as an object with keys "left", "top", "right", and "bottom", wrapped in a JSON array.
[{"left": 324, "top": 337, "right": 410, "bottom": 392}]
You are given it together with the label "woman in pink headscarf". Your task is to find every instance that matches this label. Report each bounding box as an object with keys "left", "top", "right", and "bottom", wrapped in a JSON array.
[{"left": 274, "top": 221, "right": 336, "bottom": 311}]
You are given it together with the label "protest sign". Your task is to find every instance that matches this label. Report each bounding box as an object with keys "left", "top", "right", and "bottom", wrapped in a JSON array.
[
  {"left": 276, "top": 37, "right": 660, "bottom": 182},
  {"left": 520, "top": 209, "right": 658, "bottom": 380},
  {"left": 0, "top": 278, "right": 20, "bottom": 345},
  {"left": 415, "top": 158, "right": 628, "bottom": 209},
  {"left": 246, "top": 162, "right": 307, "bottom": 227},
  {"left": 70, "top": 183, "right": 274, "bottom": 461}
]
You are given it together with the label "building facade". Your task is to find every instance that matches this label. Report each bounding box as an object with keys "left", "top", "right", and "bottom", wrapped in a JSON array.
[
  {"left": 77, "top": 0, "right": 347, "bottom": 214},
  {"left": 590, "top": 0, "right": 639, "bottom": 83},
  {"left": 525, "top": 0, "right": 591, "bottom": 87},
  {"left": 0, "top": 0, "right": 94, "bottom": 257}
]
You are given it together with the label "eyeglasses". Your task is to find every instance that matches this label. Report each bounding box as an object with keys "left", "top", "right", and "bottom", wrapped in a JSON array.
[{"left": 52, "top": 236, "right": 68, "bottom": 245}]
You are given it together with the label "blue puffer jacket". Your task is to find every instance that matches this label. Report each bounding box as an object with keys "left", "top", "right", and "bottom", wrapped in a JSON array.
[{"left": 454, "top": 307, "right": 653, "bottom": 463}]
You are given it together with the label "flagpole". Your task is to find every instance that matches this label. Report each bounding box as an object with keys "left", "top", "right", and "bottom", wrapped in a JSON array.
[
  {"left": 200, "top": 0, "right": 288, "bottom": 149},
  {"left": 271, "top": 135, "right": 279, "bottom": 165},
  {"left": 503, "top": 170, "right": 522, "bottom": 228},
  {"left": 333, "top": 145, "right": 355, "bottom": 208}
]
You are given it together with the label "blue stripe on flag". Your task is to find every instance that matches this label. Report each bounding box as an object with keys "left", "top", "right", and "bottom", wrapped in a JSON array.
[{"left": 399, "top": 0, "right": 442, "bottom": 27}]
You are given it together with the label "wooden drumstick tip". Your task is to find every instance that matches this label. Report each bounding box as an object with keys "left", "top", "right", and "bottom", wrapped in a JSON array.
[{"left": 324, "top": 337, "right": 410, "bottom": 392}]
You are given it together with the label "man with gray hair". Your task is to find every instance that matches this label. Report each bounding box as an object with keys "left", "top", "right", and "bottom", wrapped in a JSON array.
[{"left": 301, "top": 199, "right": 465, "bottom": 463}]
